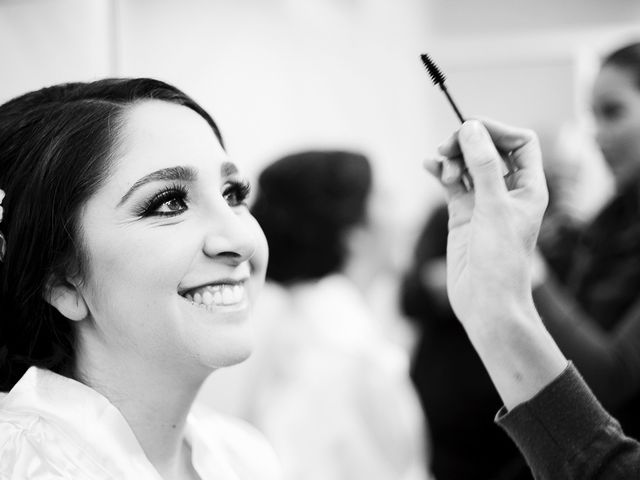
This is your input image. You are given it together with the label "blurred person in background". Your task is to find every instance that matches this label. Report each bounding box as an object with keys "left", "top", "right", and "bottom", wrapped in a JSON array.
[
  {"left": 537, "top": 121, "right": 613, "bottom": 275},
  {"left": 400, "top": 204, "right": 533, "bottom": 480},
  {"left": 241, "top": 150, "right": 431, "bottom": 480},
  {"left": 532, "top": 40, "right": 640, "bottom": 440}
]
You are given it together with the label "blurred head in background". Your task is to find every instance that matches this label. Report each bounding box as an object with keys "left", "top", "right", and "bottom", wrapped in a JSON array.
[
  {"left": 592, "top": 41, "right": 640, "bottom": 188},
  {"left": 251, "top": 150, "right": 373, "bottom": 286}
]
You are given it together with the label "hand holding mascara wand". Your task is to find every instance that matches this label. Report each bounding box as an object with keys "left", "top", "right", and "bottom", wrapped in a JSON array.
[{"left": 420, "top": 53, "right": 515, "bottom": 190}]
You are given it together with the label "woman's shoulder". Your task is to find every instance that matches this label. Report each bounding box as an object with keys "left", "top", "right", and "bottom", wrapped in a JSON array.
[
  {"left": 188, "top": 404, "right": 283, "bottom": 480},
  {"left": 0, "top": 407, "right": 113, "bottom": 479}
]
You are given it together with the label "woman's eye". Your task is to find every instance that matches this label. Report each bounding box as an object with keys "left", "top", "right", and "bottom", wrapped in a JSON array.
[
  {"left": 155, "top": 195, "right": 187, "bottom": 214},
  {"left": 138, "top": 186, "right": 189, "bottom": 217},
  {"left": 223, "top": 180, "right": 251, "bottom": 207}
]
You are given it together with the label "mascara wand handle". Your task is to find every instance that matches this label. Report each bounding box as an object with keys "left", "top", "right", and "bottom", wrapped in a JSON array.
[
  {"left": 440, "top": 84, "right": 465, "bottom": 124},
  {"left": 438, "top": 83, "right": 471, "bottom": 189}
]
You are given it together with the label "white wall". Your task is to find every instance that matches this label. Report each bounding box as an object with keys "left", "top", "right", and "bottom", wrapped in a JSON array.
[
  {"left": 0, "top": 0, "right": 114, "bottom": 103},
  {"left": 427, "top": 0, "right": 640, "bottom": 35},
  {"left": 113, "top": 0, "right": 439, "bottom": 226}
]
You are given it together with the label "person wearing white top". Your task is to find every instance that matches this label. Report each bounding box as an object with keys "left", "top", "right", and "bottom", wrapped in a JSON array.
[{"left": 0, "top": 79, "right": 279, "bottom": 479}]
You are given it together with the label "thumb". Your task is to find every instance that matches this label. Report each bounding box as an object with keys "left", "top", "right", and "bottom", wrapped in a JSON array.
[{"left": 458, "top": 120, "right": 507, "bottom": 200}]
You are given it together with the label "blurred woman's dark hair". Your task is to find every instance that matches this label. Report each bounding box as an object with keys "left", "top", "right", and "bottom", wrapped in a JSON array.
[
  {"left": 602, "top": 41, "right": 640, "bottom": 87},
  {"left": 0, "top": 78, "right": 221, "bottom": 391},
  {"left": 251, "top": 150, "right": 372, "bottom": 285}
]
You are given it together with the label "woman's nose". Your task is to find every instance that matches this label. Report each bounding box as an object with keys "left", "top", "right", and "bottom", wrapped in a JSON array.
[{"left": 202, "top": 209, "right": 257, "bottom": 266}]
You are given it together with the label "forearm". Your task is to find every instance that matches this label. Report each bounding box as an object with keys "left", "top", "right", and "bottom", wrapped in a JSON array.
[{"left": 463, "top": 301, "right": 567, "bottom": 411}]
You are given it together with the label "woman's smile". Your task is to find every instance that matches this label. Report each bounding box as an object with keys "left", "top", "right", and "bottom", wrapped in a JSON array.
[{"left": 181, "top": 281, "right": 249, "bottom": 309}]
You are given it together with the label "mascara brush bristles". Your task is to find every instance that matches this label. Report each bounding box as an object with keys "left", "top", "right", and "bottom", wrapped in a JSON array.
[
  {"left": 420, "top": 52, "right": 465, "bottom": 124},
  {"left": 420, "top": 53, "right": 446, "bottom": 86}
]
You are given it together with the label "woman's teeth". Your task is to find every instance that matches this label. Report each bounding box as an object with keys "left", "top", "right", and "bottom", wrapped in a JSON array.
[{"left": 184, "top": 284, "right": 245, "bottom": 307}]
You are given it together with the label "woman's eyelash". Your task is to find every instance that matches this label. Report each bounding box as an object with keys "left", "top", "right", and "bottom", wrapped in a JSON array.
[
  {"left": 136, "top": 183, "right": 188, "bottom": 217},
  {"left": 224, "top": 179, "right": 251, "bottom": 206},
  {"left": 135, "top": 178, "right": 251, "bottom": 218}
]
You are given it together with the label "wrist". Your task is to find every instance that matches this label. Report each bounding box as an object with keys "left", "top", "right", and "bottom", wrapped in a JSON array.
[
  {"left": 462, "top": 302, "right": 568, "bottom": 410},
  {"left": 463, "top": 296, "right": 540, "bottom": 336}
]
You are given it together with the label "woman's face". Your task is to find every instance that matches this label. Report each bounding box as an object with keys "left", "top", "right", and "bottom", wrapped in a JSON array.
[
  {"left": 591, "top": 64, "right": 640, "bottom": 187},
  {"left": 75, "top": 100, "right": 268, "bottom": 375}
]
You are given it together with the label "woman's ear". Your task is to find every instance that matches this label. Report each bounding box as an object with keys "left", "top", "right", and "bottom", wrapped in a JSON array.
[{"left": 44, "top": 275, "right": 89, "bottom": 322}]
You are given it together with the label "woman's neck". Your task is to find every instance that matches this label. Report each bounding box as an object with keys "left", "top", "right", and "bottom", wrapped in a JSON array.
[{"left": 75, "top": 336, "right": 208, "bottom": 479}]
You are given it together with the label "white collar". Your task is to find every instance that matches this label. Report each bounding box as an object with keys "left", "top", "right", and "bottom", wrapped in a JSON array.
[
  {"left": 2, "top": 367, "right": 272, "bottom": 479},
  {"left": 2, "top": 366, "right": 163, "bottom": 478}
]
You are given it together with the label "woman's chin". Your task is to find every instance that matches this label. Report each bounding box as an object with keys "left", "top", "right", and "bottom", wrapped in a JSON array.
[{"left": 195, "top": 330, "right": 255, "bottom": 370}]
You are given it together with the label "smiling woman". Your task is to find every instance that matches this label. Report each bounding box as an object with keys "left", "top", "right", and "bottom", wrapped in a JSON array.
[{"left": 0, "top": 79, "right": 276, "bottom": 479}]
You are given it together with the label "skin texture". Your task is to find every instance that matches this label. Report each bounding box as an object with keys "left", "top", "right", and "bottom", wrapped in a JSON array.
[
  {"left": 47, "top": 100, "right": 268, "bottom": 479},
  {"left": 592, "top": 65, "right": 640, "bottom": 188}
]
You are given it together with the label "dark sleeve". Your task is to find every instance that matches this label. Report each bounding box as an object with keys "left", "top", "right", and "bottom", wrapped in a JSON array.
[
  {"left": 533, "top": 277, "right": 640, "bottom": 409},
  {"left": 496, "top": 364, "right": 640, "bottom": 479}
]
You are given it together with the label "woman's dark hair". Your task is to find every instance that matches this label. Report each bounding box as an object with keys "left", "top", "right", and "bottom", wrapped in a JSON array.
[
  {"left": 602, "top": 41, "right": 640, "bottom": 89},
  {"left": 251, "top": 150, "right": 372, "bottom": 285},
  {"left": 0, "top": 78, "right": 222, "bottom": 391},
  {"left": 399, "top": 204, "right": 450, "bottom": 322}
]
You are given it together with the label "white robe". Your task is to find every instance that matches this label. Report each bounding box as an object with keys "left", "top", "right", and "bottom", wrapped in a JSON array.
[{"left": 0, "top": 367, "right": 282, "bottom": 479}]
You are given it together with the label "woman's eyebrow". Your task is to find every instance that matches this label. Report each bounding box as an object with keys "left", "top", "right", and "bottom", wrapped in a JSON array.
[
  {"left": 118, "top": 166, "right": 197, "bottom": 206},
  {"left": 221, "top": 161, "right": 238, "bottom": 178}
]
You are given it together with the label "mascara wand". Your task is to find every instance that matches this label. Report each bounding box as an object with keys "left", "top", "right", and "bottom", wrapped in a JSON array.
[
  {"left": 420, "top": 52, "right": 475, "bottom": 190},
  {"left": 420, "top": 53, "right": 465, "bottom": 123}
]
